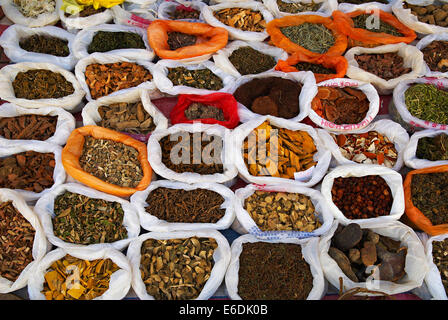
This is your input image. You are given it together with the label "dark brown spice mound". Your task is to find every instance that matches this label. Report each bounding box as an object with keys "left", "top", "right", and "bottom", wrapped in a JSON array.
[
  {"left": 184, "top": 103, "right": 225, "bottom": 121},
  {"left": 355, "top": 52, "right": 412, "bottom": 80},
  {"left": 228, "top": 46, "right": 276, "bottom": 75},
  {"left": 19, "top": 35, "right": 70, "bottom": 57},
  {"left": 294, "top": 62, "right": 335, "bottom": 74},
  {"left": 0, "top": 115, "right": 57, "bottom": 141},
  {"left": 421, "top": 40, "right": 448, "bottom": 73},
  {"left": 238, "top": 242, "right": 313, "bottom": 300},
  {"left": 167, "top": 32, "right": 197, "bottom": 50}
]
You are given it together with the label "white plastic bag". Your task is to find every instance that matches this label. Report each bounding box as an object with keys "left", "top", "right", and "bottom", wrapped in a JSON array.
[
  {"left": 28, "top": 246, "right": 132, "bottom": 300},
  {"left": 127, "top": 229, "right": 231, "bottom": 300},
  {"left": 403, "top": 129, "right": 448, "bottom": 169},
  {"left": 319, "top": 220, "right": 428, "bottom": 295},
  {"left": 75, "top": 52, "right": 159, "bottom": 102},
  {"left": 147, "top": 123, "right": 239, "bottom": 185},
  {"left": 0, "top": 103, "right": 76, "bottom": 147},
  {"left": 308, "top": 78, "right": 380, "bottom": 132},
  {"left": 225, "top": 234, "right": 325, "bottom": 300},
  {"left": 226, "top": 70, "right": 316, "bottom": 123},
  {"left": 0, "top": 141, "right": 66, "bottom": 202},
  {"left": 320, "top": 164, "right": 405, "bottom": 226},
  {"left": 56, "top": 0, "right": 114, "bottom": 33},
  {"left": 157, "top": 0, "right": 206, "bottom": 22},
  {"left": 71, "top": 23, "right": 154, "bottom": 61},
  {"left": 0, "top": 189, "right": 49, "bottom": 294},
  {"left": 33, "top": 183, "right": 141, "bottom": 252},
  {"left": 232, "top": 115, "right": 332, "bottom": 188},
  {"left": 152, "top": 59, "right": 236, "bottom": 96},
  {"left": 0, "top": 24, "right": 77, "bottom": 70},
  {"left": 392, "top": 0, "right": 448, "bottom": 35},
  {"left": 202, "top": 1, "right": 274, "bottom": 41},
  {"left": 319, "top": 119, "right": 410, "bottom": 171},
  {"left": 233, "top": 183, "right": 334, "bottom": 240},
  {"left": 110, "top": 2, "right": 157, "bottom": 28},
  {"left": 0, "top": 0, "right": 59, "bottom": 27},
  {"left": 130, "top": 180, "right": 236, "bottom": 232},
  {"left": 212, "top": 40, "right": 288, "bottom": 78},
  {"left": 344, "top": 43, "right": 426, "bottom": 95},
  {"left": 82, "top": 88, "right": 168, "bottom": 143},
  {"left": 263, "top": 0, "right": 338, "bottom": 18},
  {"left": 0, "top": 62, "right": 85, "bottom": 111},
  {"left": 392, "top": 77, "right": 448, "bottom": 132},
  {"left": 423, "top": 233, "right": 448, "bottom": 300},
  {"left": 416, "top": 33, "right": 448, "bottom": 78},
  {"left": 338, "top": 1, "right": 393, "bottom": 13}
]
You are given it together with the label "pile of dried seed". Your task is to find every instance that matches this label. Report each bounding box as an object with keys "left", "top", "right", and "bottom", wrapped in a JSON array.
[
  {"left": 0, "top": 201, "right": 35, "bottom": 282},
  {"left": 79, "top": 136, "right": 143, "bottom": 188},
  {"left": 139, "top": 237, "right": 218, "bottom": 300},
  {"left": 0, "top": 115, "right": 57, "bottom": 141},
  {"left": 19, "top": 35, "right": 69, "bottom": 57},
  {"left": 52, "top": 191, "right": 127, "bottom": 245},
  {"left": 184, "top": 103, "right": 225, "bottom": 121},
  {"left": 213, "top": 7, "right": 266, "bottom": 32},
  {"left": 244, "top": 190, "right": 321, "bottom": 232},
  {"left": 98, "top": 101, "right": 156, "bottom": 135},
  {"left": 167, "top": 67, "right": 223, "bottom": 91}
]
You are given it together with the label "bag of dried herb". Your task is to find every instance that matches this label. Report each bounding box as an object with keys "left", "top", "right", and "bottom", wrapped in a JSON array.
[
  {"left": 157, "top": 1, "right": 206, "bottom": 22},
  {"left": 0, "top": 62, "right": 85, "bottom": 111},
  {"left": 56, "top": 0, "right": 114, "bottom": 32},
  {"left": 332, "top": 9, "right": 416, "bottom": 48},
  {"left": 416, "top": 33, "right": 448, "bottom": 78},
  {"left": 275, "top": 51, "right": 348, "bottom": 83},
  {"left": 320, "top": 119, "right": 409, "bottom": 171},
  {"left": 2, "top": 0, "right": 59, "bottom": 27},
  {"left": 147, "top": 123, "right": 238, "bottom": 186},
  {"left": 130, "top": 180, "right": 236, "bottom": 232},
  {"left": 227, "top": 71, "right": 316, "bottom": 123},
  {"left": 72, "top": 24, "right": 153, "bottom": 61},
  {"left": 0, "top": 103, "right": 75, "bottom": 147},
  {"left": 127, "top": 229, "right": 231, "bottom": 300},
  {"left": 0, "top": 141, "right": 66, "bottom": 202},
  {"left": 225, "top": 234, "right": 325, "bottom": 300},
  {"left": 75, "top": 53, "right": 158, "bottom": 101},
  {"left": 28, "top": 246, "right": 132, "bottom": 300},
  {"left": 202, "top": 1, "right": 274, "bottom": 41},
  {"left": 319, "top": 220, "right": 428, "bottom": 295},
  {"left": 0, "top": 25, "right": 77, "bottom": 70},
  {"left": 404, "top": 129, "right": 448, "bottom": 170},
  {"left": 266, "top": 14, "right": 348, "bottom": 57},
  {"left": 392, "top": 77, "right": 448, "bottom": 131},
  {"left": 170, "top": 92, "right": 239, "bottom": 129},
  {"left": 320, "top": 164, "right": 405, "bottom": 225},
  {"left": 403, "top": 165, "right": 448, "bottom": 236},
  {"left": 345, "top": 43, "right": 425, "bottom": 95},
  {"left": 264, "top": 0, "right": 338, "bottom": 18},
  {"left": 213, "top": 40, "right": 288, "bottom": 78},
  {"left": 233, "top": 183, "right": 333, "bottom": 239},
  {"left": 424, "top": 234, "right": 448, "bottom": 300},
  {"left": 34, "top": 183, "right": 140, "bottom": 251},
  {"left": 0, "top": 189, "right": 48, "bottom": 293},
  {"left": 233, "top": 116, "right": 332, "bottom": 188},
  {"left": 82, "top": 89, "right": 168, "bottom": 143},
  {"left": 61, "top": 125, "right": 152, "bottom": 197},
  {"left": 153, "top": 60, "right": 234, "bottom": 96}
]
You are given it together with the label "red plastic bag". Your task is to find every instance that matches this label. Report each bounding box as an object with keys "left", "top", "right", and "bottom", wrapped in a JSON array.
[{"left": 170, "top": 93, "right": 240, "bottom": 129}]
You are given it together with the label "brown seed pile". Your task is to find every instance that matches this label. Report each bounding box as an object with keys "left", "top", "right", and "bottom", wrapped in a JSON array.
[
  {"left": 140, "top": 237, "right": 218, "bottom": 300},
  {"left": 0, "top": 115, "right": 57, "bottom": 141},
  {"left": 0, "top": 201, "right": 35, "bottom": 282}
]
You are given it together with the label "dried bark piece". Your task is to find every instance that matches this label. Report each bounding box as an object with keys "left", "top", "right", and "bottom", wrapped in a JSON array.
[
  {"left": 333, "top": 223, "right": 363, "bottom": 251},
  {"left": 329, "top": 247, "right": 358, "bottom": 282},
  {"left": 361, "top": 241, "right": 377, "bottom": 267},
  {"left": 348, "top": 248, "right": 361, "bottom": 264},
  {"left": 377, "top": 247, "right": 407, "bottom": 282}
]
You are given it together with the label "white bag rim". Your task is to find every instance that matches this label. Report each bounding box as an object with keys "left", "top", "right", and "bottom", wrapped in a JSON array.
[{"left": 1, "top": 0, "right": 59, "bottom": 27}]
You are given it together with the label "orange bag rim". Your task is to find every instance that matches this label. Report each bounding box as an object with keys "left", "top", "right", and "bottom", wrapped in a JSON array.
[
  {"left": 62, "top": 125, "right": 152, "bottom": 197},
  {"left": 403, "top": 165, "right": 448, "bottom": 236}
]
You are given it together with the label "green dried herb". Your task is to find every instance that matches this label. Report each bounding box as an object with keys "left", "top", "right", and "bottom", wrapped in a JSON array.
[
  {"left": 52, "top": 191, "right": 127, "bottom": 245},
  {"left": 416, "top": 134, "right": 448, "bottom": 161},
  {"left": 87, "top": 31, "right": 146, "bottom": 54},
  {"left": 12, "top": 69, "right": 75, "bottom": 100},
  {"left": 293, "top": 61, "right": 335, "bottom": 74},
  {"left": 405, "top": 84, "right": 448, "bottom": 125},
  {"left": 352, "top": 14, "right": 403, "bottom": 37},
  {"left": 228, "top": 46, "right": 276, "bottom": 75},
  {"left": 277, "top": 0, "right": 322, "bottom": 13},
  {"left": 167, "top": 67, "right": 223, "bottom": 90},
  {"left": 19, "top": 35, "right": 69, "bottom": 57},
  {"left": 281, "top": 23, "right": 335, "bottom": 54},
  {"left": 411, "top": 171, "right": 448, "bottom": 225}
]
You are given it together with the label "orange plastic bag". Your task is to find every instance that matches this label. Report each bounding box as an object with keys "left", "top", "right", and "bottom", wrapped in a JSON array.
[
  {"left": 61, "top": 125, "right": 152, "bottom": 198},
  {"left": 266, "top": 15, "right": 347, "bottom": 57},
  {"left": 275, "top": 51, "right": 348, "bottom": 83},
  {"left": 332, "top": 10, "right": 416, "bottom": 48},
  {"left": 147, "top": 20, "right": 228, "bottom": 60},
  {"left": 403, "top": 165, "right": 448, "bottom": 236}
]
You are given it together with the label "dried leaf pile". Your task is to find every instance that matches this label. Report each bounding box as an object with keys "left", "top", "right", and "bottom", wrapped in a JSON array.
[
  {"left": 0, "top": 115, "right": 57, "bottom": 141},
  {"left": 228, "top": 46, "right": 276, "bottom": 75},
  {"left": 167, "top": 32, "right": 197, "bottom": 50},
  {"left": 294, "top": 62, "right": 335, "bottom": 74},
  {"left": 140, "top": 237, "right": 217, "bottom": 300},
  {"left": 19, "top": 35, "right": 69, "bottom": 57},
  {"left": 422, "top": 40, "right": 448, "bottom": 73},
  {"left": 184, "top": 103, "right": 225, "bottom": 121},
  {"left": 213, "top": 7, "right": 266, "bottom": 32},
  {"left": 416, "top": 133, "right": 448, "bottom": 161},
  {"left": 167, "top": 67, "right": 223, "bottom": 91},
  {"left": 355, "top": 52, "right": 412, "bottom": 80},
  {"left": 277, "top": 0, "right": 322, "bottom": 13}
]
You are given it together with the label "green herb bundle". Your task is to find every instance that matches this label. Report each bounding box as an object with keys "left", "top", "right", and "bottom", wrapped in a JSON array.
[{"left": 405, "top": 84, "right": 448, "bottom": 124}]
